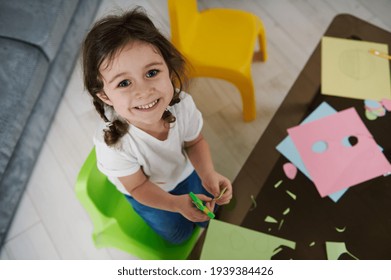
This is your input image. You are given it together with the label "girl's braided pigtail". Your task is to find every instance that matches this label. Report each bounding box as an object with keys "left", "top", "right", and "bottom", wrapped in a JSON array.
[
  {"left": 162, "top": 87, "right": 181, "bottom": 124},
  {"left": 93, "top": 99, "right": 129, "bottom": 146}
]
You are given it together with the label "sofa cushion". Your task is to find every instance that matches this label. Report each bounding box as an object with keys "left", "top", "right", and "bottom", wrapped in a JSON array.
[
  {"left": 0, "top": 0, "right": 79, "bottom": 61},
  {"left": 0, "top": 38, "right": 49, "bottom": 180},
  {"left": 0, "top": 0, "right": 102, "bottom": 251}
]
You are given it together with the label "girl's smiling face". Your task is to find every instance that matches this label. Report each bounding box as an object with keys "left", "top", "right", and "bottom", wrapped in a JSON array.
[{"left": 98, "top": 40, "right": 174, "bottom": 130}]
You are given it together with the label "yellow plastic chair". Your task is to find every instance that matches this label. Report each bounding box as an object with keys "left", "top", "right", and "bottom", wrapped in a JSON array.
[
  {"left": 168, "top": 0, "right": 267, "bottom": 121},
  {"left": 75, "top": 148, "right": 201, "bottom": 260}
]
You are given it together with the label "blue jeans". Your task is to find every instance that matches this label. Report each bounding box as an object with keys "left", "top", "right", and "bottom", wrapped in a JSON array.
[{"left": 125, "top": 171, "right": 215, "bottom": 244}]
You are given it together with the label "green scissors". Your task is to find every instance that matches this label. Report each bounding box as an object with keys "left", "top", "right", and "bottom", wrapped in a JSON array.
[{"left": 189, "top": 192, "right": 215, "bottom": 219}]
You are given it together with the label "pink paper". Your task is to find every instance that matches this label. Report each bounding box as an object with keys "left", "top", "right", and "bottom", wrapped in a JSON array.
[
  {"left": 288, "top": 108, "right": 391, "bottom": 197},
  {"left": 381, "top": 98, "right": 391, "bottom": 111},
  {"left": 283, "top": 162, "right": 297, "bottom": 180}
]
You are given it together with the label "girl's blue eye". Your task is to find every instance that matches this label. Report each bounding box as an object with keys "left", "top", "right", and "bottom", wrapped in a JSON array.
[
  {"left": 146, "top": 69, "right": 159, "bottom": 78},
  {"left": 118, "top": 80, "right": 131, "bottom": 88}
]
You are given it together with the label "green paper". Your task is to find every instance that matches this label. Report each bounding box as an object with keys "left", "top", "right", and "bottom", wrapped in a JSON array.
[
  {"left": 286, "top": 190, "right": 296, "bottom": 200},
  {"left": 200, "top": 219, "right": 295, "bottom": 260},
  {"left": 278, "top": 219, "right": 284, "bottom": 230},
  {"left": 322, "top": 36, "right": 391, "bottom": 100},
  {"left": 335, "top": 226, "right": 346, "bottom": 233},
  {"left": 326, "top": 242, "right": 359, "bottom": 260},
  {"left": 274, "top": 180, "right": 283, "bottom": 188},
  {"left": 265, "top": 215, "right": 278, "bottom": 223},
  {"left": 365, "top": 109, "right": 378, "bottom": 120},
  {"left": 249, "top": 195, "right": 257, "bottom": 211}
]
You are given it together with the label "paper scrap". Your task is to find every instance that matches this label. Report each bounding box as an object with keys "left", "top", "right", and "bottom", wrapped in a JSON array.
[
  {"left": 286, "top": 190, "right": 296, "bottom": 200},
  {"left": 372, "top": 107, "right": 386, "bottom": 117},
  {"left": 249, "top": 195, "right": 257, "bottom": 211},
  {"left": 365, "top": 109, "right": 378, "bottom": 120},
  {"left": 335, "top": 226, "right": 346, "bottom": 233},
  {"left": 265, "top": 216, "right": 278, "bottom": 223},
  {"left": 365, "top": 99, "right": 382, "bottom": 109},
  {"left": 274, "top": 179, "right": 283, "bottom": 188},
  {"left": 283, "top": 162, "right": 297, "bottom": 180},
  {"left": 278, "top": 219, "right": 284, "bottom": 230}
]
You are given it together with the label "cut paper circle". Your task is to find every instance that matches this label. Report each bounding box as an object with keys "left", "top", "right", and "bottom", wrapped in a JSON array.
[
  {"left": 283, "top": 163, "right": 297, "bottom": 180},
  {"left": 371, "top": 107, "right": 386, "bottom": 117},
  {"left": 342, "top": 136, "right": 358, "bottom": 147},
  {"left": 365, "top": 109, "right": 378, "bottom": 120},
  {"left": 312, "top": 141, "right": 328, "bottom": 153},
  {"left": 364, "top": 99, "right": 386, "bottom": 118},
  {"left": 364, "top": 99, "right": 382, "bottom": 109}
]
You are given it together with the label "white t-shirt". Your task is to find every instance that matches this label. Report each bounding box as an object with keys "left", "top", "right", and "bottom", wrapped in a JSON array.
[{"left": 93, "top": 92, "right": 203, "bottom": 195}]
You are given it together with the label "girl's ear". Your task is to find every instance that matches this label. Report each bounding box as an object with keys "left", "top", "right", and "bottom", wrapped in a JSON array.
[{"left": 96, "top": 92, "right": 113, "bottom": 106}]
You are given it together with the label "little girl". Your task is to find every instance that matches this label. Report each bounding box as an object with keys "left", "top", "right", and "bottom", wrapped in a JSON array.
[{"left": 82, "top": 8, "right": 232, "bottom": 244}]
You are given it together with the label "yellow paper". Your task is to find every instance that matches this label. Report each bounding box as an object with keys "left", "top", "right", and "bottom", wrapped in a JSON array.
[
  {"left": 321, "top": 36, "right": 391, "bottom": 100},
  {"left": 200, "top": 219, "right": 295, "bottom": 260}
]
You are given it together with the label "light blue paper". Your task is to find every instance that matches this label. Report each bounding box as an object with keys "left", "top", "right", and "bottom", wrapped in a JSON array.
[{"left": 276, "top": 102, "right": 348, "bottom": 202}]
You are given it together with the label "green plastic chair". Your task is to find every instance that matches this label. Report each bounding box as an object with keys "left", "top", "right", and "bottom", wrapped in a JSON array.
[{"left": 75, "top": 148, "right": 201, "bottom": 259}]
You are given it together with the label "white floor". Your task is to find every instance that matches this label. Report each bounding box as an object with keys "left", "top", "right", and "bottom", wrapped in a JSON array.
[{"left": 1, "top": 0, "right": 391, "bottom": 260}]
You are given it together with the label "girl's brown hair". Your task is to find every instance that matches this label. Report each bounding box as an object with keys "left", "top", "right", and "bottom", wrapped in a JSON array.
[{"left": 82, "top": 7, "right": 188, "bottom": 146}]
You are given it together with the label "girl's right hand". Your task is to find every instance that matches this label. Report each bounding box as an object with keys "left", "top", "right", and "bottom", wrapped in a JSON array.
[{"left": 174, "top": 194, "right": 214, "bottom": 223}]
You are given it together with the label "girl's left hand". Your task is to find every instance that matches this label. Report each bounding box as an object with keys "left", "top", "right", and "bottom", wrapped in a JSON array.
[{"left": 201, "top": 171, "right": 233, "bottom": 205}]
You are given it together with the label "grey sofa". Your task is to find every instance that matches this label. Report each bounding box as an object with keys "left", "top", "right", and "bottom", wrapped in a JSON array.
[{"left": 0, "top": 0, "right": 101, "bottom": 250}]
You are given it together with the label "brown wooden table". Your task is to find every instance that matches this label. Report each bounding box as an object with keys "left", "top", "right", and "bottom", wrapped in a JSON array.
[{"left": 190, "top": 14, "right": 391, "bottom": 260}]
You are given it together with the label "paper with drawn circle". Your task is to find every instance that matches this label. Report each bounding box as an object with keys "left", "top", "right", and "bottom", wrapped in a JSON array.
[
  {"left": 287, "top": 107, "right": 391, "bottom": 197},
  {"left": 339, "top": 49, "right": 375, "bottom": 80},
  {"left": 321, "top": 36, "right": 391, "bottom": 100}
]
